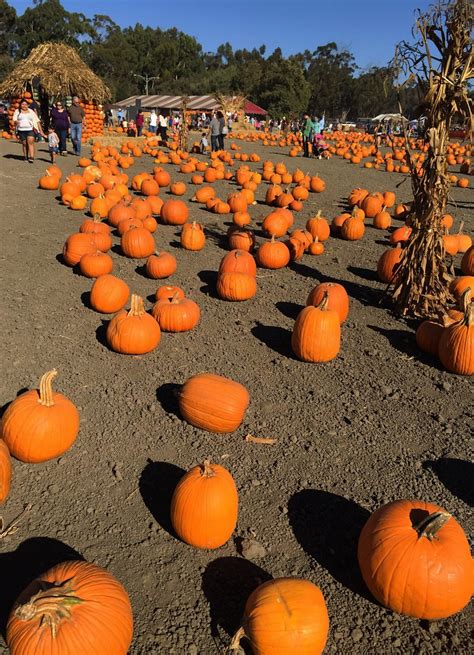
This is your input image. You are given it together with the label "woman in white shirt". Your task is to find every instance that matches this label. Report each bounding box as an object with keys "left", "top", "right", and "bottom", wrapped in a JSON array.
[{"left": 13, "top": 99, "right": 45, "bottom": 162}]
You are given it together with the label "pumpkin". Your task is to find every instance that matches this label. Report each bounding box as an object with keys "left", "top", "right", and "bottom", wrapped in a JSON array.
[
  {"left": 0, "top": 439, "right": 12, "bottom": 503},
  {"left": 358, "top": 499, "right": 473, "bottom": 619},
  {"left": 39, "top": 172, "right": 60, "bottom": 190},
  {"left": 108, "top": 202, "right": 136, "bottom": 228},
  {"left": 62, "top": 233, "right": 96, "bottom": 266},
  {"left": 416, "top": 317, "right": 449, "bottom": 356},
  {"left": 154, "top": 169, "right": 171, "bottom": 187},
  {"left": 141, "top": 179, "right": 159, "bottom": 196},
  {"left": 217, "top": 272, "right": 257, "bottom": 301},
  {"left": 341, "top": 216, "right": 365, "bottom": 241},
  {"left": 179, "top": 373, "right": 249, "bottom": 433},
  {"left": 308, "top": 238, "right": 325, "bottom": 255},
  {"left": 290, "top": 229, "right": 313, "bottom": 251},
  {"left": 117, "top": 217, "right": 143, "bottom": 236},
  {"left": 1, "top": 370, "right": 79, "bottom": 463},
  {"left": 373, "top": 209, "right": 391, "bottom": 230},
  {"left": 121, "top": 226, "right": 155, "bottom": 258},
  {"left": 262, "top": 210, "right": 289, "bottom": 238},
  {"left": 306, "top": 282, "right": 349, "bottom": 323},
  {"left": 390, "top": 225, "right": 412, "bottom": 245},
  {"left": 228, "top": 192, "right": 248, "bottom": 213},
  {"left": 170, "top": 181, "right": 186, "bottom": 195},
  {"left": 228, "top": 227, "right": 255, "bottom": 252},
  {"left": 450, "top": 276, "right": 474, "bottom": 300},
  {"left": 361, "top": 193, "right": 383, "bottom": 218},
  {"left": 461, "top": 245, "right": 474, "bottom": 275},
  {"left": 306, "top": 210, "right": 330, "bottom": 241},
  {"left": 151, "top": 294, "right": 200, "bottom": 332},
  {"left": 233, "top": 210, "right": 252, "bottom": 227},
  {"left": 171, "top": 460, "right": 238, "bottom": 549},
  {"left": 180, "top": 222, "right": 206, "bottom": 251},
  {"left": 80, "top": 216, "right": 111, "bottom": 235},
  {"left": 160, "top": 199, "right": 189, "bottom": 225},
  {"left": 377, "top": 244, "right": 403, "bottom": 283},
  {"left": 146, "top": 251, "right": 177, "bottom": 279},
  {"left": 256, "top": 237, "right": 290, "bottom": 269},
  {"left": 155, "top": 285, "right": 185, "bottom": 301},
  {"left": 79, "top": 251, "right": 113, "bottom": 278},
  {"left": 106, "top": 294, "right": 161, "bottom": 355},
  {"left": 443, "top": 232, "right": 459, "bottom": 256},
  {"left": 6, "top": 560, "right": 133, "bottom": 655},
  {"left": 309, "top": 176, "right": 325, "bottom": 192},
  {"left": 192, "top": 185, "right": 216, "bottom": 203},
  {"left": 383, "top": 190, "right": 396, "bottom": 208},
  {"left": 90, "top": 274, "right": 130, "bottom": 313},
  {"left": 438, "top": 289, "right": 473, "bottom": 375},
  {"left": 441, "top": 213, "right": 454, "bottom": 229},
  {"left": 348, "top": 187, "right": 369, "bottom": 207},
  {"left": 291, "top": 293, "right": 341, "bottom": 362},
  {"left": 218, "top": 250, "right": 257, "bottom": 278},
  {"left": 229, "top": 578, "right": 329, "bottom": 655}
]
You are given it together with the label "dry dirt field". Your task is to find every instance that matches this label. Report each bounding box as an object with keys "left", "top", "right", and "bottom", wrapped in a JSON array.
[{"left": 0, "top": 133, "right": 472, "bottom": 654}]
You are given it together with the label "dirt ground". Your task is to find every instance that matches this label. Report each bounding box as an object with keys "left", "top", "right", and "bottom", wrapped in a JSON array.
[{"left": 0, "top": 133, "right": 472, "bottom": 655}]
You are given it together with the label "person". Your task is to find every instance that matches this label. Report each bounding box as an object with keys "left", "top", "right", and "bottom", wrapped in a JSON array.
[
  {"left": 312, "top": 133, "right": 328, "bottom": 159},
  {"left": 209, "top": 112, "right": 220, "bottom": 151},
  {"left": 13, "top": 98, "right": 45, "bottom": 162},
  {"left": 158, "top": 111, "right": 168, "bottom": 143},
  {"left": 149, "top": 109, "right": 157, "bottom": 134},
  {"left": 127, "top": 119, "right": 137, "bottom": 137},
  {"left": 136, "top": 110, "right": 144, "bottom": 136},
  {"left": 313, "top": 116, "right": 321, "bottom": 136},
  {"left": 117, "top": 109, "right": 124, "bottom": 124},
  {"left": 217, "top": 111, "right": 227, "bottom": 150},
  {"left": 68, "top": 96, "right": 86, "bottom": 155},
  {"left": 50, "top": 100, "right": 70, "bottom": 156},
  {"left": 227, "top": 115, "right": 233, "bottom": 132},
  {"left": 302, "top": 113, "right": 313, "bottom": 157},
  {"left": 47, "top": 126, "right": 60, "bottom": 163},
  {"left": 200, "top": 132, "right": 209, "bottom": 154}
]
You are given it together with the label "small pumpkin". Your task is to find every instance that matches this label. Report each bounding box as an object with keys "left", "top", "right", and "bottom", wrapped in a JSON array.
[
  {"left": 228, "top": 227, "right": 255, "bottom": 252},
  {"left": 151, "top": 294, "right": 200, "bottom": 332},
  {"left": 179, "top": 373, "right": 250, "bottom": 433},
  {"left": 79, "top": 251, "right": 113, "bottom": 278},
  {"left": 146, "top": 251, "right": 177, "bottom": 279},
  {"left": 1, "top": 370, "right": 79, "bottom": 463},
  {"left": 291, "top": 293, "right": 341, "bottom": 362},
  {"left": 171, "top": 460, "right": 238, "bottom": 549},
  {"left": 255, "top": 237, "right": 290, "bottom": 269},
  {"left": 229, "top": 578, "right": 329, "bottom": 655},
  {"left": 155, "top": 285, "right": 185, "bottom": 301},
  {"left": 106, "top": 294, "right": 161, "bottom": 355},
  {"left": 6, "top": 560, "right": 133, "bottom": 655},
  {"left": 90, "top": 274, "right": 130, "bottom": 314},
  {"left": 306, "top": 210, "right": 330, "bottom": 241},
  {"left": 358, "top": 499, "right": 473, "bottom": 619},
  {"left": 341, "top": 216, "right": 365, "bottom": 241},
  {"left": 377, "top": 243, "right": 403, "bottom": 283},
  {"left": 455, "top": 221, "right": 472, "bottom": 253}
]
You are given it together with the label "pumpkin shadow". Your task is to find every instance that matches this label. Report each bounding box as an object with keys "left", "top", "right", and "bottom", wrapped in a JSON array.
[
  {"left": 80, "top": 291, "right": 93, "bottom": 310},
  {"left": 423, "top": 458, "right": 474, "bottom": 506},
  {"left": 155, "top": 382, "right": 182, "bottom": 418},
  {"left": 139, "top": 459, "right": 185, "bottom": 538},
  {"left": 0, "top": 388, "right": 29, "bottom": 420},
  {"left": 198, "top": 270, "right": 219, "bottom": 299},
  {"left": 168, "top": 240, "right": 182, "bottom": 249},
  {"left": 205, "top": 227, "right": 228, "bottom": 251},
  {"left": 347, "top": 265, "right": 379, "bottom": 282},
  {"left": 367, "top": 324, "right": 439, "bottom": 366},
  {"left": 134, "top": 263, "right": 150, "bottom": 278},
  {"left": 110, "top": 244, "right": 122, "bottom": 256},
  {"left": 95, "top": 319, "right": 111, "bottom": 349},
  {"left": 275, "top": 300, "right": 302, "bottom": 320},
  {"left": 202, "top": 557, "right": 272, "bottom": 644},
  {"left": 288, "top": 490, "right": 372, "bottom": 601},
  {"left": 0, "top": 537, "right": 84, "bottom": 638},
  {"left": 250, "top": 322, "right": 295, "bottom": 359},
  {"left": 55, "top": 253, "right": 69, "bottom": 268}
]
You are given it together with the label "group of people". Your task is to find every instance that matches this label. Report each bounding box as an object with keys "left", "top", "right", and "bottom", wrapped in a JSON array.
[
  {"left": 12, "top": 96, "right": 86, "bottom": 163},
  {"left": 301, "top": 114, "right": 329, "bottom": 158}
]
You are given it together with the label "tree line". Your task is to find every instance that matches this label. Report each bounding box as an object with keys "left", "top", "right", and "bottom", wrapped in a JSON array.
[{"left": 0, "top": 0, "right": 421, "bottom": 119}]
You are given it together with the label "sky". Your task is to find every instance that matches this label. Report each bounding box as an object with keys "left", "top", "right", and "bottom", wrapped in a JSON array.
[{"left": 9, "top": 0, "right": 434, "bottom": 71}]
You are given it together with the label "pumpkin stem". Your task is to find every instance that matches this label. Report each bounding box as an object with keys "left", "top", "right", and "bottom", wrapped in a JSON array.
[
  {"left": 38, "top": 369, "right": 58, "bottom": 407},
  {"left": 459, "top": 287, "right": 472, "bottom": 318},
  {"left": 92, "top": 212, "right": 101, "bottom": 221},
  {"left": 415, "top": 511, "right": 451, "bottom": 541},
  {"left": 128, "top": 294, "right": 145, "bottom": 316},
  {"left": 14, "top": 578, "right": 83, "bottom": 639},
  {"left": 227, "top": 626, "right": 246, "bottom": 652},
  {"left": 458, "top": 220, "right": 464, "bottom": 235},
  {"left": 200, "top": 460, "right": 216, "bottom": 478},
  {"left": 315, "top": 209, "right": 322, "bottom": 219},
  {"left": 170, "top": 292, "right": 181, "bottom": 304},
  {"left": 316, "top": 291, "right": 329, "bottom": 312}
]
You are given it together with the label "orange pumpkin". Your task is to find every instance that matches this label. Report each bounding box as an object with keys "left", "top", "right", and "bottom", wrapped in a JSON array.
[
  {"left": 106, "top": 294, "right": 161, "bottom": 355},
  {"left": 0, "top": 439, "right": 12, "bottom": 503},
  {"left": 121, "top": 226, "right": 155, "bottom": 258},
  {"left": 438, "top": 289, "right": 473, "bottom": 375},
  {"left": 151, "top": 294, "right": 200, "bottom": 332},
  {"left": 291, "top": 293, "right": 341, "bottom": 362},
  {"left": 160, "top": 199, "right": 189, "bottom": 225},
  {"left": 306, "top": 282, "right": 349, "bottom": 323},
  {"left": 171, "top": 460, "right": 238, "bottom": 549},
  {"left": 230, "top": 578, "right": 329, "bottom": 655},
  {"left": 377, "top": 244, "right": 404, "bottom": 283},
  {"left": 1, "top": 370, "right": 79, "bottom": 463},
  {"left": 6, "top": 560, "right": 133, "bottom": 655},
  {"left": 179, "top": 373, "right": 250, "bottom": 433},
  {"left": 90, "top": 274, "right": 130, "bottom": 313},
  {"left": 358, "top": 500, "right": 473, "bottom": 619}
]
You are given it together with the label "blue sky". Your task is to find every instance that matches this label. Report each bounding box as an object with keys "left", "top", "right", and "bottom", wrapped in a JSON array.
[{"left": 10, "top": 0, "right": 433, "bottom": 70}]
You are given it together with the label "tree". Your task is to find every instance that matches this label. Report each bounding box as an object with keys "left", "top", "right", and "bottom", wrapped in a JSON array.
[
  {"left": 255, "top": 52, "right": 311, "bottom": 117},
  {"left": 352, "top": 67, "right": 398, "bottom": 118},
  {"left": 0, "top": 0, "right": 16, "bottom": 79},
  {"left": 306, "top": 43, "right": 356, "bottom": 118},
  {"left": 391, "top": 0, "right": 473, "bottom": 317}
]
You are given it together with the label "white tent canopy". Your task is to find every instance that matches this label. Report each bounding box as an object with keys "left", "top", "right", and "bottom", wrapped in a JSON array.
[{"left": 371, "top": 113, "right": 409, "bottom": 123}]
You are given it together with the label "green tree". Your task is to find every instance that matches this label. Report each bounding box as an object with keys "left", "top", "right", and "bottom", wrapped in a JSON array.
[
  {"left": 255, "top": 50, "right": 311, "bottom": 117},
  {"left": 306, "top": 42, "right": 356, "bottom": 118},
  {"left": 0, "top": 0, "right": 17, "bottom": 79}
]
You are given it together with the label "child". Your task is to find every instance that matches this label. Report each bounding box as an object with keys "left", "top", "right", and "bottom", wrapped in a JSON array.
[
  {"left": 200, "top": 131, "right": 209, "bottom": 154},
  {"left": 313, "top": 133, "right": 328, "bottom": 159},
  {"left": 47, "top": 126, "right": 60, "bottom": 163}
]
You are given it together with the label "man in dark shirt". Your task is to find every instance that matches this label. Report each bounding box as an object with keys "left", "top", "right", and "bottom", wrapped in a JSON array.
[{"left": 68, "top": 96, "right": 86, "bottom": 155}]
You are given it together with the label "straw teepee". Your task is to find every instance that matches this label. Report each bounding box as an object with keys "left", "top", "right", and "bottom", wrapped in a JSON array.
[{"left": 0, "top": 42, "right": 110, "bottom": 102}]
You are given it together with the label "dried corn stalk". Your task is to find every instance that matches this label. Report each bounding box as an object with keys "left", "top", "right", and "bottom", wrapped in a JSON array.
[{"left": 390, "top": 0, "right": 473, "bottom": 318}]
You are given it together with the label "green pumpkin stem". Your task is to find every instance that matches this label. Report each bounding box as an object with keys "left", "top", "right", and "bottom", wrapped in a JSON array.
[
  {"left": 38, "top": 369, "right": 58, "bottom": 407},
  {"left": 14, "top": 578, "right": 83, "bottom": 639},
  {"left": 128, "top": 294, "right": 145, "bottom": 316},
  {"left": 415, "top": 511, "right": 451, "bottom": 541}
]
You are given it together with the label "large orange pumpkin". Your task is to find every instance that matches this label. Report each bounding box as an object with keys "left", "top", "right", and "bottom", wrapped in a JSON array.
[
  {"left": 121, "top": 226, "right": 155, "bottom": 258},
  {"left": 90, "top": 274, "right": 130, "bottom": 313},
  {"left": 291, "top": 293, "right": 341, "bottom": 362},
  {"left": 179, "top": 373, "right": 249, "bottom": 433},
  {"left": 230, "top": 577, "right": 329, "bottom": 655},
  {"left": 1, "top": 370, "right": 79, "bottom": 463},
  {"left": 358, "top": 499, "right": 473, "bottom": 619},
  {"left": 438, "top": 289, "right": 473, "bottom": 375},
  {"left": 160, "top": 199, "right": 189, "bottom": 225},
  {"left": 171, "top": 460, "right": 238, "bottom": 549},
  {"left": 7, "top": 560, "right": 133, "bottom": 655},
  {"left": 106, "top": 294, "right": 161, "bottom": 355}
]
